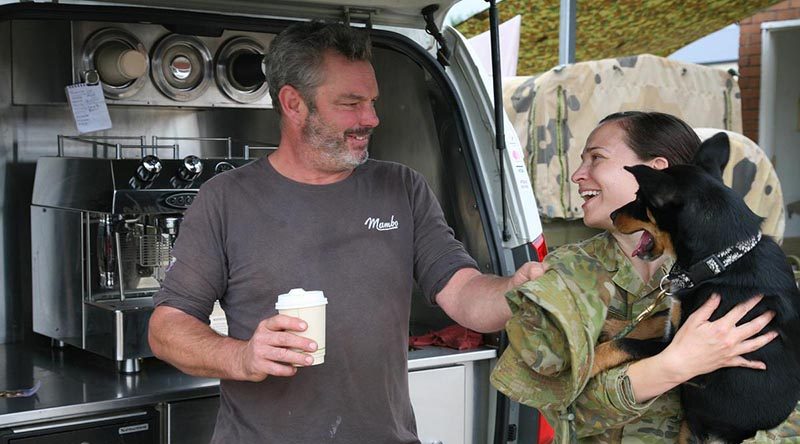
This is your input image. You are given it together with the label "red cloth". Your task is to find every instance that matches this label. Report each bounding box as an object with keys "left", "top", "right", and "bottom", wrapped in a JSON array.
[
  {"left": 538, "top": 414, "right": 554, "bottom": 443},
  {"left": 410, "top": 326, "right": 554, "bottom": 443},
  {"left": 409, "top": 324, "right": 483, "bottom": 350}
]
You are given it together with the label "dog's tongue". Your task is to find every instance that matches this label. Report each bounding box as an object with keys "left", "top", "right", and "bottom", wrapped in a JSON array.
[{"left": 632, "top": 231, "right": 654, "bottom": 258}]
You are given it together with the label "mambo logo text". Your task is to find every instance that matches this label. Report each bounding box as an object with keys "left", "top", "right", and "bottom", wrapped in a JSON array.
[{"left": 364, "top": 215, "right": 399, "bottom": 231}]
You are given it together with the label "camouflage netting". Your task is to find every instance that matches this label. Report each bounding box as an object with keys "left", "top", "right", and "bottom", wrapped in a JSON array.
[
  {"left": 504, "top": 54, "right": 742, "bottom": 220},
  {"left": 456, "top": 0, "right": 782, "bottom": 76}
]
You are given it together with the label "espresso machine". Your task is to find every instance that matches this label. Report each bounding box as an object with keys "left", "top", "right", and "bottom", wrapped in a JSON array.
[{"left": 31, "top": 136, "right": 253, "bottom": 372}]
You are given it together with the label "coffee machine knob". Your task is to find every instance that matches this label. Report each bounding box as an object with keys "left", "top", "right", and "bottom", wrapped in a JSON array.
[
  {"left": 177, "top": 155, "right": 203, "bottom": 181},
  {"left": 214, "top": 161, "right": 235, "bottom": 174},
  {"left": 136, "top": 155, "right": 162, "bottom": 182}
]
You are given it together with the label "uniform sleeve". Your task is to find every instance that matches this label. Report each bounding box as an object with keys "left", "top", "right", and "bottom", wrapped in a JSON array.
[
  {"left": 572, "top": 364, "right": 662, "bottom": 437},
  {"left": 492, "top": 247, "right": 678, "bottom": 439},
  {"left": 491, "top": 254, "right": 611, "bottom": 411},
  {"left": 408, "top": 170, "right": 478, "bottom": 304},
  {"left": 153, "top": 182, "right": 227, "bottom": 323},
  {"left": 745, "top": 402, "right": 800, "bottom": 442}
]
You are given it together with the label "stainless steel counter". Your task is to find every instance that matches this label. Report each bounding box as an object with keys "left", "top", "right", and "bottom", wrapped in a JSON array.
[
  {"left": 408, "top": 346, "right": 496, "bottom": 370},
  {"left": 0, "top": 341, "right": 496, "bottom": 429},
  {"left": 0, "top": 342, "right": 218, "bottom": 428}
]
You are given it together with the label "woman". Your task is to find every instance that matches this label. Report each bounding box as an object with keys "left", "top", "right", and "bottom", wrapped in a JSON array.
[{"left": 491, "top": 111, "right": 800, "bottom": 442}]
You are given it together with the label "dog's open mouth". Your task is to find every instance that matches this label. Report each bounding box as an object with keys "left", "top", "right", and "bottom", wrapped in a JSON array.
[{"left": 631, "top": 230, "right": 655, "bottom": 259}]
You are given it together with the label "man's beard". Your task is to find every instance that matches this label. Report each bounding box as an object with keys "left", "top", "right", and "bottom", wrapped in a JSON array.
[{"left": 301, "top": 111, "right": 372, "bottom": 172}]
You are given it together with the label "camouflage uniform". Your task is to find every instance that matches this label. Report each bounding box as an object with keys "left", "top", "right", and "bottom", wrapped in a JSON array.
[{"left": 491, "top": 232, "right": 800, "bottom": 443}]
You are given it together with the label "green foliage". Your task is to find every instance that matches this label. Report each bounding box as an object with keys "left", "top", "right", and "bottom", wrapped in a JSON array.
[{"left": 456, "top": 0, "right": 781, "bottom": 75}]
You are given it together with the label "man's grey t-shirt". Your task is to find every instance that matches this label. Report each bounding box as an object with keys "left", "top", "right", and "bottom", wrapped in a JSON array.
[{"left": 154, "top": 157, "right": 478, "bottom": 443}]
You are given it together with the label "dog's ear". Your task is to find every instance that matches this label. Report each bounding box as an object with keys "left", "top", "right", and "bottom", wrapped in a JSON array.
[
  {"left": 624, "top": 165, "right": 678, "bottom": 208},
  {"left": 693, "top": 132, "right": 730, "bottom": 181}
]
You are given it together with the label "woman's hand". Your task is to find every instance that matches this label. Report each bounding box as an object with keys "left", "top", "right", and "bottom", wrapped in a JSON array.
[
  {"left": 660, "top": 293, "right": 778, "bottom": 383},
  {"left": 627, "top": 293, "right": 778, "bottom": 403}
]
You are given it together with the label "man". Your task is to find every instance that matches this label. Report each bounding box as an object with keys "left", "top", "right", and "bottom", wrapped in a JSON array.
[{"left": 148, "top": 21, "right": 544, "bottom": 443}]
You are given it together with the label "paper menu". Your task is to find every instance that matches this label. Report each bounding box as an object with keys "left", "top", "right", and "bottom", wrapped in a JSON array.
[{"left": 65, "top": 82, "right": 112, "bottom": 134}]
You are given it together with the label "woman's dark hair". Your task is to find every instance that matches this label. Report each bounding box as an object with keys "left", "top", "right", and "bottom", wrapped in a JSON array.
[{"left": 599, "top": 111, "right": 701, "bottom": 166}]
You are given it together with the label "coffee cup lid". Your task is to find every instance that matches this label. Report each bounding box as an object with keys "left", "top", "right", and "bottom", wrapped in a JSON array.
[{"left": 275, "top": 288, "right": 328, "bottom": 310}]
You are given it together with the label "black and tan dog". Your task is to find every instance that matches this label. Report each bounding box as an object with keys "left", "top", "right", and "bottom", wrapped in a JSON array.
[{"left": 591, "top": 132, "right": 800, "bottom": 443}]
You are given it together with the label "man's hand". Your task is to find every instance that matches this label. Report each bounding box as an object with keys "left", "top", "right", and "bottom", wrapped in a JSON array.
[
  {"left": 237, "top": 314, "right": 319, "bottom": 381},
  {"left": 435, "top": 261, "right": 548, "bottom": 333},
  {"left": 509, "top": 261, "right": 548, "bottom": 289}
]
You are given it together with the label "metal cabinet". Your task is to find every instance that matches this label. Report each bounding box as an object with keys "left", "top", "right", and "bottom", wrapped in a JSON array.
[
  {"left": 0, "top": 409, "right": 158, "bottom": 444},
  {"left": 163, "top": 396, "right": 220, "bottom": 444},
  {"left": 409, "top": 365, "right": 466, "bottom": 444}
]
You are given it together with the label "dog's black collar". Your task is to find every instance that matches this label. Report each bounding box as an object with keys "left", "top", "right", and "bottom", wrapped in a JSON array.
[{"left": 664, "top": 231, "right": 762, "bottom": 293}]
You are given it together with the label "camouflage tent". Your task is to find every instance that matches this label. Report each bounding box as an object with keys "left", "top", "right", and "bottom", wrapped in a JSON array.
[
  {"left": 695, "top": 128, "right": 785, "bottom": 243},
  {"left": 504, "top": 54, "right": 742, "bottom": 220}
]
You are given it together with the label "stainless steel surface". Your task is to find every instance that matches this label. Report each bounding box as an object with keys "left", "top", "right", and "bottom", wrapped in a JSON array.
[
  {"left": 0, "top": 341, "right": 492, "bottom": 429},
  {"left": 135, "top": 155, "right": 163, "bottom": 183},
  {"left": 152, "top": 136, "right": 233, "bottom": 159},
  {"left": 165, "top": 396, "right": 220, "bottom": 444},
  {"left": 81, "top": 27, "right": 149, "bottom": 98},
  {"left": 70, "top": 21, "right": 275, "bottom": 108},
  {"left": 115, "top": 231, "right": 126, "bottom": 301},
  {"left": 214, "top": 36, "right": 268, "bottom": 104},
  {"left": 558, "top": 0, "right": 577, "bottom": 65},
  {"left": 31, "top": 157, "right": 251, "bottom": 214},
  {"left": 58, "top": 135, "right": 149, "bottom": 158},
  {"left": 30, "top": 208, "right": 85, "bottom": 349},
  {"left": 10, "top": 21, "right": 73, "bottom": 106},
  {"left": 0, "top": 342, "right": 219, "bottom": 428},
  {"left": 243, "top": 145, "right": 277, "bottom": 159},
  {"left": 3, "top": 408, "right": 158, "bottom": 444},
  {"left": 11, "top": 410, "right": 149, "bottom": 434},
  {"left": 150, "top": 34, "right": 212, "bottom": 102},
  {"left": 83, "top": 298, "right": 153, "bottom": 360},
  {"left": 407, "top": 347, "right": 495, "bottom": 371},
  {"left": 118, "top": 359, "right": 141, "bottom": 374},
  {"left": 177, "top": 155, "right": 203, "bottom": 182},
  {"left": 30, "top": 154, "right": 254, "bottom": 369}
]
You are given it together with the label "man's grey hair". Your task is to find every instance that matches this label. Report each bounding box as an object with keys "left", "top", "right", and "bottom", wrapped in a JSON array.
[{"left": 265, "top": 21, "right": 372, "bottom": 115}]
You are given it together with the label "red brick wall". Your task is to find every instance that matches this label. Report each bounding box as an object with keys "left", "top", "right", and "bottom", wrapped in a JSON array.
[{"left": 739, "top": 0, "right": 800, "bottom": 142}]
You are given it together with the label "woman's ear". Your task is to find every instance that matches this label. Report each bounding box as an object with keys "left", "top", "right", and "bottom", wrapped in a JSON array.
[{"left": 649, "top": 156, "right": 669, "bottom": 171}]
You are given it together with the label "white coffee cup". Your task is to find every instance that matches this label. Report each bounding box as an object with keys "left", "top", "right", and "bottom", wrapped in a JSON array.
[{"left": 275, "top": 288, "right": 328, "bottom": 366}]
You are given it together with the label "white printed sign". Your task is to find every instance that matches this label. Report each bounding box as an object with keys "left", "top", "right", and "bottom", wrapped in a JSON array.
[{"left": 65, "top": 82, "right": 112, "bottom": 134}]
